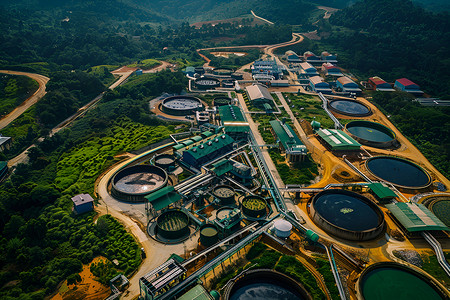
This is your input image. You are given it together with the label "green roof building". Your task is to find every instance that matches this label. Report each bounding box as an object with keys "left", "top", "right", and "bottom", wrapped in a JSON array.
[
  {"left": 317, "top": 128, "right": 361, "bottom": 151},
  {"left": 368, "top": 183, "right": 397, "bottom": 201},
  {"left": 218, "top": 105, "right": 249, "bottom": 140},
  {"left": 386, "top": 202, "right": 450, "bottom": 233},
  {"left": 177, "top": 285, "right": 214, "bottom": 300},
  {"left": 182, "top": 134, "right": 234, "bottom": 168},
  {"left": 270, "top": 119, "right": 307, "bottom": 163},
  {"left": 145, "top": 186, "right": 182, "bottom": 214}
]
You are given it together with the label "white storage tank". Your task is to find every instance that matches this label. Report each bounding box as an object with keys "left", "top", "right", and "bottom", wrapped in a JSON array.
[{"left": 274, "top": 219, "right": 292, "bottom": 238}]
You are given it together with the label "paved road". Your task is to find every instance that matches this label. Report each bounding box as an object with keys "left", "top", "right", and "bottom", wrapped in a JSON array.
[{"left": 0, "top": 70, "right": 50, "bottom": 130}]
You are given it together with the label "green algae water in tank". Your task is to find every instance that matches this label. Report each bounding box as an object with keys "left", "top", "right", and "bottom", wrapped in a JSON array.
[
  {"left": 360, "top": 263, "right": 447, "bottom": 300},
  {"left": 200, "top": 224, "right": 219, "bottom": 247}
]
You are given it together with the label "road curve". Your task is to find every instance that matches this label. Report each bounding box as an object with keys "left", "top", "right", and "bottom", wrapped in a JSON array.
[{"left": 0, "top": 70, "right": 50, "bottom": 130}]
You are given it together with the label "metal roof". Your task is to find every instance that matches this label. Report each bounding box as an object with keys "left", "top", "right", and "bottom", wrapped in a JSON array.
[
  {"left": 140, "top": 258, "right": 186, "bottom": 297},
  {"left": 309, "top": 76, "right": 325, "bottom": 85},
  {"left": 300, "top": 62, "right": 315, "bottom": 71},
  {"left": 185, "top": 134, "right": 234, "bottom": 160},
  {"left": 0, "top": 136, "right": 11, "bottom": 146},
  {"left": 337, "top": 76, "right": 357, "bottom": 87},
  {"left": 218, "top": 105, "right": 245, "bottom": 122},
  {"left": 270, "top": 120, "right": 307, "bottom": 155},
  {"left": 368, "top": 183, "right": 397, "bottom": 199},
  {"left": 317, "top": 129, "right": 361, "bottom": 150},
  {"left": 396, "top": 78, "right": 419, "bottom": 87},
  {"left": 386, "top": 202, "right": 450, "bottom": 232},
  {"left": 211, "top": 159, "right": 233, "bottom": 176},
  {"left": 71, "top": 194, "right": 94, "bottom": 206},
  {"left": 246, "top": 84, "right": 274, "bottom": 102},
  {"left": 177, "top": 284, "right": 212, "bottom": 300},
  {"left": 145, "top": 186, "right": 182, "bottom": 211}
]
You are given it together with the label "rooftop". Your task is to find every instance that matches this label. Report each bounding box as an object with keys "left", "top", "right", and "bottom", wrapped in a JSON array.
[
  {"left": 177, "top": 285, "right": 212, "bottom": 300},
  {"left": 71, "top": 194, "right": 94, "bottom": 206},
  {"left": 218, "top": 105, "right": 245, "bottom": 122},
  {"left": 369, "top": 76, "right": 387, "bottom": 85},
  {"left": 246, "top": 84, "right": 274, "bottom": 102},
  {"left": 300, "top": 62, "right": 315, "bottom": 71},
  {"left": 210, "top": 159, "right": 233, "bottom": 176},
  {"left": 145, "top": 186, "right": 182, "bottom": 211},
  {"left": 317, "top": 129, "right": 361, "bottom": 150},
  {"left": 270, "top": 120, "right": 307, "bottom": 155},
  {"left": 368, "top": 183, "right": 397, "bottom": 199},
  {"left": 309, "top": 76, "right": 325, "bottom": 85},
  {"left": 396, "top": 78, "right": 419, "bottom": 87},
  {"left": 337, "top": 76, "right": 357, "bottom": 86},
  {"left": 185, "top": 134, "right": 234, "bottom": 160},
  {"left": 386, "top": 202, "right": 449, "bottom": 232}
]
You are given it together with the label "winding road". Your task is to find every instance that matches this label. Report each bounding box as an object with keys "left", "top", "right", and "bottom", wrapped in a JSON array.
[{"left": 0, "top": 70, "right": 50, "bottom": 130}]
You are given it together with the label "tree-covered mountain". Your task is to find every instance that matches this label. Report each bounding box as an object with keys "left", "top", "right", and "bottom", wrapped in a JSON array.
[{"left": 325, "top": 0, "right": 450, "bottom": 97}]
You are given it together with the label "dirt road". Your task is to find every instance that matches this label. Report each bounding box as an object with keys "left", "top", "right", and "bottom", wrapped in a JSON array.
[{"left": 0, "top": 70, "right": 50, "bottom": 130}]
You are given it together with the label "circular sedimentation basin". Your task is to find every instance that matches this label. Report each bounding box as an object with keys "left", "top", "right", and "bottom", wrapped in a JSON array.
[
  {"left": 359, "top": 262, "right": 448, "bottom": 300},
  {"left": 346, "top": 120, "right": 397, "bottom": 148},
  {"left": 161, "top": 95, "right": 203, "bottom": 116},
  {"left": 156, "top": 210, "right": 190, "bottom": 240},
  {"left": 111, "top": 165, "right": 168, "bottom": 202},
  {"left": 310, "top": 189, "right": 384, "bottom": 241},
  {"left": 224, "top": 269, "right": 312, "bottom": 300},
  {"left": 428, "top": 198, "right": 450, "bottom": 227},
  {"left": 366, "top": 156, "right": 432, "bottom": 189},
  {"left": 329, "top": 99, "right": 372, "bottom": 117}
]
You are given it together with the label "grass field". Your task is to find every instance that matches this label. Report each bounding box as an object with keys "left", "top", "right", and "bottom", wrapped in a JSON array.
[
  {"left": 0, "top": 74, "right": 39, "bottom": 117},
  {"left": 283, "top": 93, "right": 335, "bottom": 128},
  {"left": 127, "top": 59, "right": 161, "bottom": 70}
]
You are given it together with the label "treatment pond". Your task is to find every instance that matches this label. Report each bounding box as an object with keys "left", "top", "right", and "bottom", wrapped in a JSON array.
[
  {"left": 359, "top": 262, "right": 448, "bottom": 300},
  {"left": 366, "top": 156, "right": 431, "bottom": 189},
  {"left": 328, "top": 99, "right": 372, "bottom": 117},
  {"left": 224, "top": 269, "right": 311, "bottom": 300},
  {"left": 310, "top": 189, "right": 385, "bottom": 241},
  {"left": 346, "top": 120, "right": 398, "bottom": 148}
]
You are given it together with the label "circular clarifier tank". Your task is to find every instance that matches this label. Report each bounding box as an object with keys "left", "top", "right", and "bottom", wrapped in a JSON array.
[
  {"left": 224, "top": 269, "right": 312, "bottom": 300},
  {"left": 346, "top": 120, "right": 398, "bottom": 148},
  {"left": 241, "top": 196, "right": 268, "bottom": 219},
  {"left": 111, "top": 165, "right": 168, "bottom": 202},
  {"left": 359, "top": 262, "right": 448, "bottom": 300},
  {"left": 427, "top": 197, "right": 450, "bottom": 227},
  {"left": 366, "top": 156, "right": 432, "bottom": 189},
  {"left": 156, "top": 209, "right": 190, "bottom": 240},
  {"left": 328, "top": 99, "right": 372, "bottom": 117},
  {"left": 161, "top": 95, "right": 203, "bottom": 116},
  {"left": 310, "top": 189, "right": 385, "bottom": 241},
  {"left": 200, "top": 224, "right": 219, "bottom": 247},
  {"left": 195, "top": 77, "right": 221, "bottom": 89},
  {"left": 213, "top": 185, "right": 236, "bottom": 205},
  {"left": 154, "top": 153, "right": 176, "bottom": 170}
]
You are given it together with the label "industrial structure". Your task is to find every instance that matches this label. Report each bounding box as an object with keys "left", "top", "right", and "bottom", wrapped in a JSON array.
[
  {"left": 251, "top": 59, "right": 282, "bottom": 79},
  {"left": 336, "top": 76, "right": 362, "bottom": 94},
  {"left": 269, "top": 119, "right": 307, "bottom": 163},
  {"left": 309, "top": 76, "right": 332, "bottom": 93},
  {"left": 394, "top": 78, "right": 424, "bottom": 95},
  {"left": 368, "top": 76, "right": 395, "bottom": 91},
  {"left": 316, "top": 128, "right": 361, "bottom": 151},
  {"left": 299, "top": 62, "right": 318, "bottom": 76},
  {"left": 161, "top": 96, "right": 204, "bottom": 116},
  {"left": 217, "top": 105, "right": 249, "bottom": 140},
  {"left": 245, "top": 84, "right": 274, "bottom": 107},
  {"left": 71, "top": 193, "right": 94, "bottom": 214}
]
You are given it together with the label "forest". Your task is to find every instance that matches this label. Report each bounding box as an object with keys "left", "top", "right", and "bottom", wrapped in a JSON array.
[{"left": 0, "top": 71, "right": 187, "bottom": 299}]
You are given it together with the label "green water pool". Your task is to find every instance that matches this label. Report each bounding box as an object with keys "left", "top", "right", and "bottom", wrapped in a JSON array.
[{"left": 362, "top": 266, "right": 443, "bottom": 300}]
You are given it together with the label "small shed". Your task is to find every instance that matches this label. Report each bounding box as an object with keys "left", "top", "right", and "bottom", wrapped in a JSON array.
[
  {"left": 72, "top": 194, "right": 94, "bottom": 214},
  {"left": 368, "top": 183, "right": 397, "bottom": 201}
]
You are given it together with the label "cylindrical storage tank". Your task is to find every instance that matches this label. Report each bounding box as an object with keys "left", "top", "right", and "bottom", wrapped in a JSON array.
[
  {"left": 274, "top": 219, "right": 292, "bottom": 238},
  {"left": 111, "top": 165, "right": 168, "bottom": 202},
  {"left": 310, "top": 189, "right": 385, "bottom": 241},
  {"left": 213, "top": 67, "right": 233, "bottom": 76},
  {"left": 345, "top": 120, "right": 398, "bottom": 148},
  {"left": 154, "top": 153, "right": 176, "bottom": 170},
  {"left": 223, "top": 269, "right": 312, "bottom": 300},
  {"left": 161, "top": 95, "right": 204, "bottom": 116},
  {"left": 212, "top": 185, "right": 236, "bottom": 205},
  {"left": 195, "top": 77, "right": 220, "bottom": 90},
  {"left": 358, "top": 262, "right": 448, "bottom": 300},
  {"left": 200, "top": 224, "right": 219, "bottom": 247},
  {"left": 241, "top": 196, "right": 268, "bottom": 218},
  {"left": 156, "top": 209, "right": 190, "bottom": 240},
  {"left": 328, "top": 99, "right": 372, "bottom": 117},
  {"left": 213, "top": 96, "right": 232, "bottom": 107},
  {"left": 366, "top": 156, "right": 432, "bottom": 189}
]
